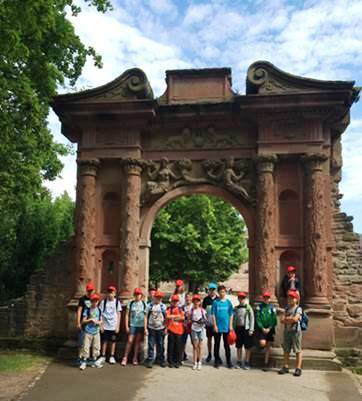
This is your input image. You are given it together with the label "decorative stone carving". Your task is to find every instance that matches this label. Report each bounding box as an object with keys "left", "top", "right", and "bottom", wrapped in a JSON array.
[
  {"left": 254, "top": 154, "right": 278, "bottom": 301},
  {"left": 202, "top": 157, "right": 251, "bottom": 202},
  {"left": 302, "top": 153, "right": 330, "bottom": 309},
  {"left": 75, "top": 158, "right": 99, "bottom": 297},
  {"left": 163, "top": 126, "right": 243, "bottom": 149},
  {"left": 246, "top": 61, "right": 356, "bottom": 95},
  {"left": 120, "top": 158, "right": 143, "bottom": 298}
]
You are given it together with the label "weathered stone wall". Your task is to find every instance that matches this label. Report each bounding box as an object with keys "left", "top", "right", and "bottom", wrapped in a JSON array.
[
  {"left": 23, "top": 240, "right": 74, "bottom": 338},
  {"left": 331, "top": 138, "right": 362, "bottom": 349}
]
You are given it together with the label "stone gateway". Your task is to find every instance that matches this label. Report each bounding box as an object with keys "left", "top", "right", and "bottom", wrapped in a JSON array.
[{"left": 14, "top": 62, "right": 362, "bottom": 361}]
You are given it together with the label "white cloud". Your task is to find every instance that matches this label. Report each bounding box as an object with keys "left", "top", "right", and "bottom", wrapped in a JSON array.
[{"left": 46, "top": 0, "right": 362, "bottom": 233}]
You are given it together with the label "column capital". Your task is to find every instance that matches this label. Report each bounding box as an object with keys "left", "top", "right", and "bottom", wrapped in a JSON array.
[
  {"left": 301, "top": 153, "right": 328, "bottom": 172},
  {"left": 255, "top": 154, "right": 278, "bottom": 173},
  {"left": 120, "top": 158, "right": 144, "bottom": 175},
  {"left": 77, "top": 158, "right": 100, "bottom": 176}
]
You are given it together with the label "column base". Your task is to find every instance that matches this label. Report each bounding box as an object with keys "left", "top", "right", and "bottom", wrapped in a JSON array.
[{"left": 302, "top": 308, "right": 334, "bottom": 350}]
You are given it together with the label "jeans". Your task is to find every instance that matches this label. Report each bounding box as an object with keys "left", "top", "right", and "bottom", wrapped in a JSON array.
[
  {"left": 214, "top": 332, "right": 231, "bottom": 363},
  {"left": 167, "top": 332, "right": 183, "bottom": 364},
  {"left": 147, "top": 328, "right": 165, "bottom": 362}
]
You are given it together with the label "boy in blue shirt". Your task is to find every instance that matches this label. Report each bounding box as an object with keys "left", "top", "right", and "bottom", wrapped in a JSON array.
[
  {"left": 80, "top": 293, "right": 103, "bottom": 370},
  {"left": 211, "top": 285, "right": 234, "bottom": 368}
]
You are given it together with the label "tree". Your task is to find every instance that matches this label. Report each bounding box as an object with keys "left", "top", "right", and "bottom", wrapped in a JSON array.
[
  {"left": 0, "top": 0, "right": 111, "bottom": 298},
  {"left": 0, "top": 191, "right": 75, "bottom": 300},
  {"left": 150, "top": 195, "right": 248, "bottom": 290}
]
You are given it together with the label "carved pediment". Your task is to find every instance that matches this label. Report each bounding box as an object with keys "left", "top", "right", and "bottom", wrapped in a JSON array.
[
  {"left": 53, "top": 68, "right": 154, "bottom": 104},
  {"left": 246, "top": 61, "right": 356, "bottom": 95}
]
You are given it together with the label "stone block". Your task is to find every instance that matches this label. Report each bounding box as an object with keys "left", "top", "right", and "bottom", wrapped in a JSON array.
[{"left": 347, "top": 305, "right": 362, "bottom": 318}]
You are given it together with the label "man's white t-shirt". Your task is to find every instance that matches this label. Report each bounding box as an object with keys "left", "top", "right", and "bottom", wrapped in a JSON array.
[{"left": 99, "top": 298, "right": 122, "bottom": 331}]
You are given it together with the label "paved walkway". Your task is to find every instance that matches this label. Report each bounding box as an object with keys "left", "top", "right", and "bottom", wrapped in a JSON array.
[{"left": 21, "top": 359, "right": 361, "bottom": 401}]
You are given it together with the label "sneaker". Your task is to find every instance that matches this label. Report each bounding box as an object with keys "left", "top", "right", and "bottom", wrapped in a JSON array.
[
  {"left": 183, "top": 353, "right": 188, "bottom": 361},
  {"left": 109, "top": 356, "right": 116, "bottom": 364},
  {"left": 98, "top": 356, "right": 106, "bottom": 365},
  {"left": 145, "top": 360, "right": 153, "bottom": 369},
  {"left": 197, "top": 362, "right": 202, "bottom": 370},
  {"left": 121, "top": 357, "right": 127, "bottom": 366},
  {"left": 132, "top": 359, "right": 139, "bottom": 366},
  {"left": 234, "top": 361, "right": 242, "bottom": 369},
  {"left": 243, "top": 362, "right": 251, "bottom": 370},
  {"left": 160, "top": 361, "right": 166, "bottom": 368},
  {"left": 293, "top": 368, "right": 302, "bottom": 377},
  {"left": 206, "top": 354, "right": 212, "bottom": 363},
  {"left": 192, "top": 363, "right": 197, "bottom": 370},
  {"left": 94, "top": 358, "right": 104, "bottom": 368},
  {"left": 214, "top": 361, "right": 220, "bottom": 369},
  {"left": 79, "top": 361, "right": 87, "bottom": 370},
  {"left": 278, "top": 366, "right": 289, "bottom": 375},
  {"left": 174, "top": 362, "right": 180, "bottom": 369},
  {"left": 168, "top": 362, "right": 174, "bottom": 368},
  {"left": 89, "top": 359, "right": 96, "bottom": 368},
  {"left": 227, "top": 361, "right": 233, "bottom": 369},
  {"left": 262, "top": 362, "right": 271, "bottom": 372}
]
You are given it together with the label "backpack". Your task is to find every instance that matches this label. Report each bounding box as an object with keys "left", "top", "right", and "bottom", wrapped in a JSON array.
[
  {"left": 299, "top": 309, "right": 309, "bottom": 331},
  {"left": 128, "top": 300, "right": 146, "bottom": 321},
  {"left": 102, "top": 297, "right": 120, "bottom": 313}
]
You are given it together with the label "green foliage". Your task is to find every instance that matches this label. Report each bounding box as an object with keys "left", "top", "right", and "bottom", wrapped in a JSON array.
[
  {"left": 0, "top": 0, "right": 111, "bottom": 300},
  {"left": 150, "top": 195, "right": 248, "bottom": 289},
  {"left": 0, "top": 192, "right": 75, "bottom": 301},
  {"left": 0, "top": 351, "right": 50, "bottom": 372}
]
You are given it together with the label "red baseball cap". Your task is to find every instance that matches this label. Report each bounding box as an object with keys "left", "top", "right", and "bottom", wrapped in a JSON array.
[
  {"left": 263, "top": 291, "right": 272, "bottom": 298},
  {"left": 192, "top": 294, "right": 201, "bottom": 301},
  {"left": 107, "top": 285, "right": 117, "bottom": 292},
  {"left": 287, "top": 266, "right": 296, "bottom": 273},
  {"left": 171, "top": 294, "right": 180, "bottom": 302},
  {"left": 154, "top": 291, "right": 164, "bottom": 298},
  {"left": 90, "top": 293, "right": 100, "bottom": 301},
  {"left": 175, "top": 279, "right": 184, "bottom": 287},
  {"left": 134, "top": 288, "right": 143, "bottom": 295},
  {"left": 237, "top": 292, "right": 247, "bottom": 299},
  {"left": 287, "top": 290, "right": 298, "bottom": 299},
  {"left": 86, "top": 282, "right": 95, "bottom": 291}
]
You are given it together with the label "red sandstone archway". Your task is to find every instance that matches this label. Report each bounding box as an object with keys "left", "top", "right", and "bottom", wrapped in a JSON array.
[{"left": 139, "top": 184, "right": 256, "bottom": 299}]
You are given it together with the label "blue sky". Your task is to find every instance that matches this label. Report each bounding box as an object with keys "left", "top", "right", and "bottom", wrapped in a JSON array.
[{"left": 46, "top": 0, "right": 362, "bottom": 232}]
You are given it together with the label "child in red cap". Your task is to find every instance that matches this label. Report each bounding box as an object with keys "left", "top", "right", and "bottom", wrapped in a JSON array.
[
  {"left": 279, "top": 290, "right": 303, "bottom": 377},
  {"left": 76, "top": 282, "right": 95, "bottom": 364},
  {"left": 172, "top": 279, "right": 186, "bottom": 306},
  {"left": 281, "top": 266, "right": 301, "bottom": 303},
  {"left": 145, "top": 291, "right": 167, "bottom": 368},
  {"left": 99, "top": 285, "right": 122, "bottom": 365},
  {"left": 233, "top": 292, "right": 254, "bottom": 369},
  {"left": 255, "top": 291, "right": 277, "bottom": 371},
  {"left": 80, "top": 294, "right": 103, "bottom": 370},
  {"left": 121, "top": 288, "right": 147, "bottom": 366},
  {"left": 166, "top": 294, "right": 185, "bottom": 368},
  {"left": 190, "top": 294, "right": 207, "bottom": 370}
]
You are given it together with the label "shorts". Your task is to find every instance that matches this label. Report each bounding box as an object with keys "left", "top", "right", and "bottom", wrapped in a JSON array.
[
  {"left": 191, "top": 330, "right": 205, "bottom": 342},
  {"left": 283, "top": 330, "right": 302, "bottom": 354},
  {"left": 102, "top": 330, "right": 117, "bottom": 342},
  {"left": 206, "top": 326, "right": 214, "bottom": 338},
  {"left": 129, "top": 326, "right": 144, "bottom": 336},
  {"left": 235, "top": 326, "right": 253, "bottom": 349},
  {"left": 257, "top": 327, "right": 275, "bottom": 343}
]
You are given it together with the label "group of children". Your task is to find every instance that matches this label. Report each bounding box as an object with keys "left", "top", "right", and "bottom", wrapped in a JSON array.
[{"left": 77, "top": 266, "right": 305, "bottom": 377}]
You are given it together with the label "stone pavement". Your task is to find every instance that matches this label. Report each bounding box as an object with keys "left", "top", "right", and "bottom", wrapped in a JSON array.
[{"left": 21, "top": 359, "right": 361, "bottom": 401}]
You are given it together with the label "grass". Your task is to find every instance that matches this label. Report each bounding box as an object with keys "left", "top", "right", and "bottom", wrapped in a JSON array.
[
  {"left": 0, "top": 351, "right": 50, "bottom": 373},
  {"left": 352, "top": 367, "right": 362, "bottom": 375}
]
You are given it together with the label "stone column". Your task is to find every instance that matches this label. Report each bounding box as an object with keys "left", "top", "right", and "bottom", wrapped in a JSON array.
[
  {"left": 302, "top": 153, "right": 330, "bottom": 309},
  {"left": 255, "top": 154, "right": 278, "bottom": 302},
  {"left": 119, "top": 158, "right": 143, "bottom": 299},
  {"left": 74, "top": 158, "right": 99, "bottom": 298}
]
